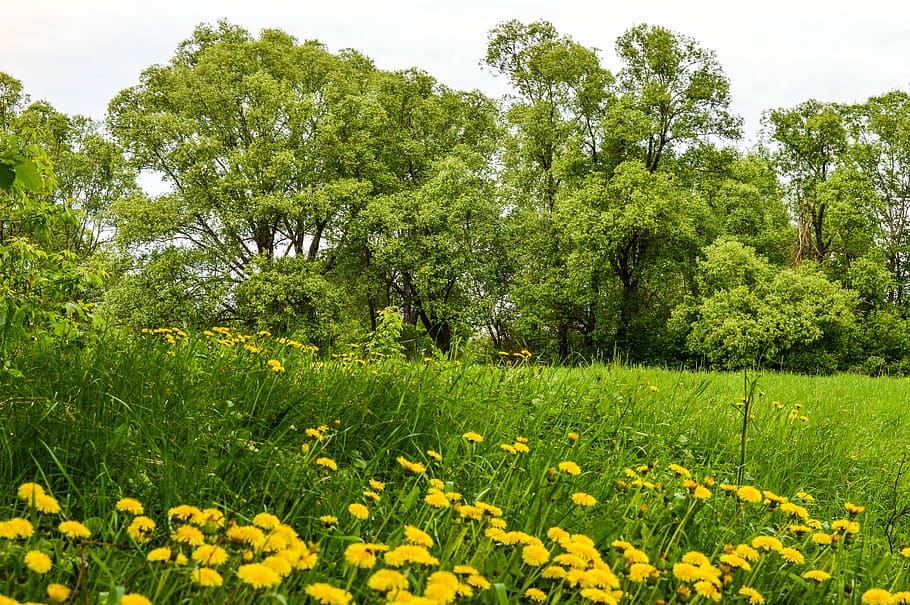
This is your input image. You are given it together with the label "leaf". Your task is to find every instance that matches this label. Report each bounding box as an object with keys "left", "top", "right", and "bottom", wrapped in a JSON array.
[
  {"left": 0, "top": 161, "right": 14, "bottom": 191},
  {"left": 493, "top": 583, "right": 509, "bottom": 605}
]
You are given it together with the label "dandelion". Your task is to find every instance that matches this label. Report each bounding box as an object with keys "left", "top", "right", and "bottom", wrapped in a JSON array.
[
  {"left": 263, "top": 554, "right": 293, "bottom": 577},
  {"left": 369, "top": 479, "right": 386, "bottom": 491},
  {"left": 192, "top": 567, "right": 224, "bottom": 587},
  {"left": 192, "top": 544, "right": 229, "bottom": 567},
  {"left": 266, "top": 359, "right": 285, "bottom": 372},
  {"left": 894, "top": 592, "right": 910, "bottom": 604},
  {"left": 427, "top": 449, "right": 443, "bottom": 461},
  {"left": 345, "top": 543, "right": 381, "bottom": 568},
  {"left": 364, "top": 490, "right": 381, "bottom": 502},
  {"left": 737, "top": 486, "right": 763, "bottom": 503},
  {"left": 579, "top": 587, "right": 618, "bottom": 603},
  {"left": 649, "top": 385, "right": 659, "bottom": 392},
  {"left": 237, "top": 563, "right": 282, "bottom": 589},
  {"left": 568, "top": 432, "right": 579, "bottom": 441},
  {"left": 513, "top": 442, "right": 530, "bottom": 453},
  {"left": 673, "top": 563, "right": 700, "bottom": 582},
  {"left": 571, "top": 492, "right": 597, "bottom": 507},
  {"left": 425, "top": 489, "right": 450, "bottom": 508},
  {"left": 121, "top": 595, "right": 152, "bottom": 605},
  {"left": 168, "top": 504, "right": 202, "bottom": 521},
  {"left": 802, "top": 570, "right": 831, "bottom": 582},
  {"left": 668, "top": 463, "right": 691, "bottom": 477},
  {"left": 47, "top": 583, "right": 71, "bottom": 603},
  {"left": 845, "top": 502, "right": 865, "bottom": 515},
  {"left": 779, "top": 547, "right": 804, "bottom": 564},
  {"left": 316, "top": 457, "right": 338, "bottom": 471},
  {"left": 127, "top": 516, "right": 156, "bottom": 543},
  {"left": 739, "top": 586, "right": 765, "bottom": 604},
  {"left": 320, "top": 515, "right": 338, "bottom": 526},
  {"left": 384, "top": 544, "right": 440, "bottom": 567},
  {"left": 629, "top": 563, "right": 658, "bottom": 583},
  {"left": 1, "top": 517, "right": 32, "bottom": 539},
  {"left": 694, "top": 580, "right": 722, "bottom": 602},
  {"left": 693, "top": 485, "right": 712, "bottom": 500},
  {"left": 368, "top": 569, "right": 409, "bottom": 592},
  {"left": 719, "top": 553, "right": 751, "bottom": 571},
  {"left": 681, "top": 551, "right": 711, "bottom": 567},
  {"left": 812, "top": 533, "right": 833, "bottom": 545},
  {"left": 33, "top": 494, "right": 61, "bottom": 514},
  {"left": 58, "top": 520, "right": 91, "bottom": 539},
  {"left": 115, "top": 497, "right": 144, "bottom": 515},
  {"left": 524, "top": 588, "right": 547, "bottom": 602},
  {"left": 463, "top": 431, "right": 484, "bottom": 443},
  {"left": 396, "top": 456, "right": 426, "bottom": 474},
  {"left": 173, "top": 524, "right": 205, "bottom": 546},
  {"left": 780, "top": 502, "right": 809, "bottom": 520},
  {"left": 751, "top": 536, "right": 782, "bottom": 552},
  {"left": 348, "top": 503, "right": 369, "bottom": 520},
  {"left": 468, "top": 574, "right": 491, "bottom": 589},
  {"left": 862, "top": 588, "right": 893, "bottom": 605},
  {"left": 558, "top": 461, "right": 582, "bottom": 476},
  {"left": 522, "top": 544, "right": 551, "bottom": 566},
  {"left": 146, "top": 547, "right": 171, "bottom": 562},
  {"left": 404, "top": 525, "right": 434, "bottom": 547},
  {"left": 192, "top": 507, "right": 225, "bottom": 529},
  {"left": 17, "top": 482, "right": 45, "bottom": 501},
  {"left": 24, "top": 550, "right": 52, "bottom": 574}
]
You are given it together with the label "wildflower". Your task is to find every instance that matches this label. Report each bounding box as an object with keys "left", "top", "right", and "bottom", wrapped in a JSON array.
[
  {"left": 263, "top": 554, "right": 293, "bottom": 577},
  {"left": 568, "top": 432, "right": 579, "bottom": 441},
  {"left": 168, "top": 504, "right": 202, "bottom": 521},
  {"left": 693, "top": 485, "right": 712, "bottom": 500},
  {"left": 17, "top": 482, "right": 45, "bottom": 501},
  {"left": 34, "top": 494, "right": 61, "bottom": 514},
  {"left": 522, "top": 544, "right": 551, "bottom": 566},
  {"left": 629, "top": 563, "right": 658, "bottom": 583},
  {"left": 320, "top": 515, "right": 338, "bottom": 526},
  {"left": 425, "top": 489, "right": 450, "bottom": 508},
  {"left": 558, "top": 461, "right": 582, "bottom": 476},
  {"left": 739, "top": 586, "right": 765, "bottom": 604},
  {"left": 668, "top": 463, "right": 691, "bottom": 478},
  {"left": 780, "top": 502, "right": 810, "bottom": 520},
  {"left": 802, "top": 570, "right": 831, "bottom": 582},
  {"left": 364, "top": 490, "right": 381, "bottom": 502},
  {"left": 463, "top": 431, "right": 484, "bottom": 443},
  {"left": 369, "top": 479, "right": 386, "bottom": 491},
  {"left": 47, "top": 583, "right": 71, "bottom": 602},
  {"left": 191, "top": 567, "right": 224, "bottom": 587},
  {"left": 694, "top": 580, "right": 722, "bottom": 602},
  {"left": 116, "top": 498, "right": 144, "bottom": 515},
  {"left": 673, "top": 563, "right": 700, "bottom": 582},
  {"left": 649, "top": 385, "right": 659, "bottom": 392},
  {"left": 681, "top": 551, "right": 711, "bottom": 567},
  {"left": 316, "top": 457, "right": 338, "bottom": 471},
  {"left": 121, "top": 595, "right": 152, "bottom": 605},
  {"left": 832, "top": 519, "right": 861, "bottom": 534},
  {"left": 719, "top": 553, "right": 751, "bottom": 571},
  {"left": 267, "top": 359, "right": 285, "bottom": 372},
  {"left": 468, "top": 574, "right": 491, "bottom": 589},
  {"left": 173, "top": 524, "right": 205, "bottom": 546},
  {"left": 457, "top": 504, "right": 485, "bottom": 520},
  {"left": 812, "top": 533, "right": 833, "bottom": 545},
  {"left": 475, "top": 501, "right": 503, "bottom": 517},
  {"left": 572, "top": 492, "right": 597, "bottom": 507},
  {"left": 58, "top": 520, "right": 91, "bottom": 539},
  {"left": 127, "top": 516, "right": 156, "bottom": 543},
  {"left": 845, "top": 502, "right": 865, "bottom": 515},
  {"left": 348, "top": 503, "right": 369, "bottom": 520},
  {"left": 795, "top": 490, "right": 815, "bottom": 502},
  {"left": 237, "top": 563, "right": 282, "bottom": 589},
  {"left": 192, "top": 544, "right": 229, "bottom": 567},
  {"left": 542, "top": 565, "right": 567, "bottom": 579},
  {"left": 396, "top": 456, "right": 426, "bottom": 474},
  {"left": 513, "top": 442, "right": 530, "bottom": 453},
  {"left": 427, "top": 449, "right": 443, "bottom": 461},
  {"left": 368, "top": 568, "right": 409, "bottom": 592},
  {"left": 2, "top": 517, "right": 33, "bottom": 539},
  {"left": 425, "top": 571, "right": 460, "bottom": 602},
  {"left": 894, "top": 592, "right": 910, "bottom": 604},
  {"left": 862, "top": 588, "right": 893, "bottom": 605},
  {"left": 902, "top": 547, "right": 910, "bottom": 558},
  {"left": 524, "top": 588, "right": 547, "bottom": 602},
  {"left": 175, "top": 552, "right": 188, "bottom": 565},
  {"left": 623, "top": 547, "right": 649, "bottom": 564},
  {"left": 737, "top": 486, "right": 763, "bottom": 503},
  {"left": 384, "top": 544, "right": 440, "bottom": 567},
  {"left": 345, "top": 543, "right": 381, "bottom": 568},
  {"left": 404, "top": 525, "right": 434, "bottom": 547},
  {"left": 779, "top": 547, "right": 804, "bottom": 564},
  {"left": 751, "top": 536, "right": 782, "bottom": 552},
  {"left": 306, "top": 428, "right": 323, "bottom": 440},
  {"left": 501, "top": 443, "right": 517, "bottom": 454},
  {"left": 579, "top": 587, "right": 619, "bottom": 603},
  {"left": 24, "top": 550, "right": 52, "bottom": 574},
  {"left": 192, "top": 507, "right": 225, "bottom": 529},
  {"left": 146, "top": 547, "right": 171, "bottom": 562}
]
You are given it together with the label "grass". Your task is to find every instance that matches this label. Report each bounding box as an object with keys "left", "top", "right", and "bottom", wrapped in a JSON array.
[{"left": 1, "top": 328, "right": 910, "bottom": 603}]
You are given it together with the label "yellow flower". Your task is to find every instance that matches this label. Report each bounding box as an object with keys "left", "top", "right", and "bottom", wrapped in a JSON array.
[
  {"left": 695, "top": 580, "right": 722, "bottom": 602},
  {"left": 668, "top": 463, "right": 691, "bottom": 477},
  {"left": 693, "top": 485, "right": 712, "bottom": 500},
  {"left": 571, "top": 492, "right": 597, "bottom": 507},
  {"left": 549, "top": 527, "right": 572, "bottom": 544},
  {"left": 463, "top": 431, "right": 484, "bottom": 443},
  {"left": 673, "top": 562, "right": 699, "bottom": 582},
  {"left": 316, "top": 457, "right": 338, "bottom": 471},
  {"left": 146, "top": 547, "right": 171, "bottom": 562},
  {"left": 629, "top": 563, "right": 658, "bottom": 583},
  {"left": 780, "top": 502, "right": 809, "bottom": 520},
  {"left": 524, "top": 588, "right": 547, "bottom": 602},
  {"left": 522, "top": 544, "right": 551, "bottom": 566},
  {"left": 558, "top": 460, "right": 582, "bottom": 475},
  {"left": 115, "top": 498, "right": 144, "bottom": 515},
  {"left": 396, "top": 456, "right": 426, "bottom": 474},
  {"left": 33, "top": 494, "right": 61, "bottom": 514},
  {"left": 751, "top": 535, "right": 782, "bottom": 552},
  {"left": 501, "top": 444, "right": 517, "bottom": 454},
  {"left": 779, "top": 547, "right": 804, "bottom": 564},
  {"left": 237, "top": 563, "right": 282, "bottom": 589},
  {"left": 384, "top": 544, "right": 440, "bottom": 567},
  {"left": 320, "top": 515, "right": 338, "bottom": 526},
  {"left": 404, "top": 525, "right": 434, "bottom": 547},
  {"left": 862, "top": 588, "right": 893, "bottom": 605},
  {"left": 802, "top": 569, "right": 831, "bottom": 582},
  {"left": 1, "top": 517, "right": 33, "bottom": 539},
  {"left": 191, "top": 567, "right": 224, "bottom": 587},
  {"left": 266, "top": 358, "right": 285, "bottom": 372},
  {"left": 364, "top": 490, "right": 381, "bottom": 502},
  {"left": 812, "top": 532, "right": 833, "bottom": 545},
  {"left": 345, "top": 543, "right": 381, "bottom": 568},
  {"left": 513, "top": 442, "right": 530, "bottom": 453},
  {"left": 367, "top": 568, "right": 409, "bottom": 592},
  {"left": 739, "top": 586, "right": 764, "bottom": 604},
  {"left": 719, "top": 553, "right": 751, "bottom": 571},
  {"left": 192, "top": 544, "right": 229, "bottom": 567},
  {"left": 121, "top": 594, "right": 152, "bottom": 605},
  {"left": 425, "top": 571, "right": 459, "bottom": 602},
  {"left": 348, "top": 503, "right": 369, "bottom": 520},
  {"left": 844, "top": 502, "right": 865, "bottom": 515},
  {"left": 47, "top": 583, "right": 71, "bottom": 602},
  {"left": 568, "top": 432, "right": 579, "bottom": 441},
  {"left": 17, "top": 482, "right": 45, "bottom": 501},
  {"left": 681, "top": 551, "right": 711, "bottom": 567},
  {"left": 368, "top": 478, "right": 386, "bottom": 491},
  {"left": 24, "top": 550, "right": 52, "bottom": 574},
  {"left": 263, "top": 554, "right": 293, "bottom": 577},
  {"left": 737, "top": 486, "right": 762, "bottom": 503},
  {"left": 424, "top": 489, "right": 450, "bottom": 508},
  {"left": 127, "top": 516, "right": 156, "bottom": 543},
  {"left": 427, "top": 449, "right": 443, "bottom": 461},
  {"left": 173, "top": 524, "right": 205, "bottom": 546},
  {"left": 191, "top": 507, "right": 225, "bottom": 529},
  {"left": 894, "top": 592, "right": 910, "bottom": 604},
  {"left": 468, "top": 574, "right": 491, "bottom": 589},
  {"left": 252, "top": 512, "right": 281, "bottom": 530},
  {"left": 58, "top": 520, "right": 91, "bottom": 539},
  {"left": 305, "top": 583, "right": 353, "bottom": 604},
  {"left": 168, "top": 504, "right": 202, "bottom": 520}
]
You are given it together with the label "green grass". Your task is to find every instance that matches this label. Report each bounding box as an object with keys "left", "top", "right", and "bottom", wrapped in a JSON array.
[{"left": 1, "top": 329, "right": 910, "bottom": 603}]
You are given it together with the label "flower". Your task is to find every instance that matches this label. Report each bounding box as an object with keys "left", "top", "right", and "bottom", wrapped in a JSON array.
[
  {"left": 862, "top": 588, "right": 893, "bottom": 605},
  {"left": 463, "top": 431, "right": 484, "bottom": 443},
  {"left": 737, "top": 486, "right": 763, "bottom": 503},
  {"left": 739, "top": 586, "right": 765, "bottom": 604},
  {"left": 1, "top": 517, "right": 33, "bottom": 539},
  {"left": 266, "top": 359, "right": 285, "bottom": 372},
  {"left": 127, "top": 516, "right": 156, "bottom": 543},
  {"left": 320, "top": 515, "right": 339, "bottom": 526},
  {"left": 427, "top": 449, "right": 443, "bottom": 461},
  {"left": 146, "top": 547, "right": 171, "bottom": 562},
  {"left": 695, "top": 580, "right": 722, "bottom": 602},
  {"left": 568, "top": 432, "right": 579, "bottom": 441},
  {"left": 751, "top": 536, "right": 782, "bottom": 552},
  {"left": 24, "top": 550, "right": 52, "bottom": 574},
  {"left": 116, "top": 498, "right": 144, "bottom": 515},
  {"left": 668, "top": 463, "right": 691, "bottom": 477},
  {"left": 693, "top": 485, "right": 712, "bottom": 500},
  {"left": 252, "top": 512, "right": 281, "bottom": 530},
  {"left": 571, "top": 492, "right": 597, "bottom": 507},
  {"left": 404, "top": 525, "right": 434, "bottom": 547},
  {"left": 468, "top": 574, "right": 491, "bottom": 589},
  {"left": 121, "top": 595, "right": 152, "bottom": 605},
  {"left": 369, "top": 479, "right": 386, "bottom": 491},
  {"left": 802, "top": 570, "right": 831, "bottom": 582},
  {"left": 237, "top": 563, "right": 282, "bottom": 589},
  {"left": 845, "top": 502, "right": 865, "bottom": 515},
  {"left": 425, "top": 489, "right": 450, "bottom": 508},
  {"left": 33, "top": 494, "right": 61, "bottom": 514},
  {"left": 522, "top": 544, "right": 551, "bottom": 566},
  {"left": 367, "top": 569, "right": 409, "bottom": 592},
  {"left": 191, "top": 567, "right": 224, "bottom": 587},
  {"left": 558, "top": 461, "right": 582, "bottom": 476},
  {"left": 629, "top": 563, "right": 658, "bottom": 583},
  {"left": 345, "top": 543, "right": 381, "bottom": 568},
  {"left": 384, "top": 544, "right": 440, "bottom": 567},
  {"left": 348, "top": 503, "right": 369, "bottom": 520},
  {"left": 58, "top": 520, "right": 91, "bottom": 539},
  {"left": 524, "top": 588, "right": 547, "bottom": 602},
  {"left": 47, "top": 583, "right": 71, "bottom": 602},
  {"left": 316, "top": 457, "right": 338, "bottom": 471},
  {"left": 812, "top": 533, "right": 833, "bottom": 545},
  {"left": 192, "top": 544, "right": 229, "bottom": 567},
  {"left": 396, "top": 456, "right": 426, "bottom": 474},
  {"left": 779, "top": 547, "right": 804, "bottom": 564},
  {"left": 305, "top": 582, "right": 354, "bottom": 604},
  {"left": 173, "top": 524, "right": 205, "bottom": 546},
  {"left": 17, "top": 482, "right": 46, "bottom": 501}
]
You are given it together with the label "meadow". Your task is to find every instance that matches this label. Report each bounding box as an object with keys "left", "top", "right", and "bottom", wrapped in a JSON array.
[{"left": 2, "top": 328, "right": 910, "bottom": 604}]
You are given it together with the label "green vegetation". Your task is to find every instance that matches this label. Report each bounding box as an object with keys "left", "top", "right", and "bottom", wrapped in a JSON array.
[{"left": 3, "top": 332, "right": 910, "bottom": 603}]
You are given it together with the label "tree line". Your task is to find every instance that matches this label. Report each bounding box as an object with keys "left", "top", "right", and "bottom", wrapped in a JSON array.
[{"left": 3, "top": 19, "right": 910, "bottom": 373}]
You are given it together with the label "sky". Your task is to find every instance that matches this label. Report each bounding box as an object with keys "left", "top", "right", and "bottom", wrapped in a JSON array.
[{"left": 3, "top": 0, "right": 910, "bottom": 148}]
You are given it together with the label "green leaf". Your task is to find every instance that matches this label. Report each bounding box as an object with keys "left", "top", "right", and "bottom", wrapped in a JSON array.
[
  {"left": 493, "top": 583, "right": 509, "bottom": 605},
  {"left": 13, "top": 157, "right": 42, "bottom": 192},
  {"left": 0, "top": 161, "right": 14, "bottom": 191}
]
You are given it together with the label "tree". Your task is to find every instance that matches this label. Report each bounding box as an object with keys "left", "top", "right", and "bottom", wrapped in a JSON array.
[{"left": 614, "top": 24, "right": 742, "bottom": 172}]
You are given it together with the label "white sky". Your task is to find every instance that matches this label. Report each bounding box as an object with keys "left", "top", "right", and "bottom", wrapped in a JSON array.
[{"left": 3, "top": 0, "right": 910, "bottom": 148}]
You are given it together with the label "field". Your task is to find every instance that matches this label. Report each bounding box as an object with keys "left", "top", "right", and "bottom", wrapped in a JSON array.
[{"left": 2, "top": 328, "right": 910, "bottom": 604}]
